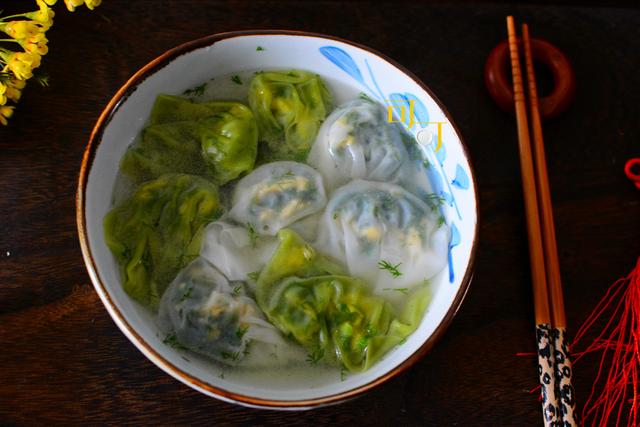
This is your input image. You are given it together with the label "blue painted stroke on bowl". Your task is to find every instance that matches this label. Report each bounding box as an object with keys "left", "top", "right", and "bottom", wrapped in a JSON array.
[
  {"left": 364, "top": 59, "right": 386, "bottom": 101},
  {"left": 319, "top": 46, "right": 365, "bottom": 84},
  {"left": 448, "top": 222, "right": 461, "bottom": 283},
  {"left": 452, "top": 164, "right": 470, "bottom": 190}
]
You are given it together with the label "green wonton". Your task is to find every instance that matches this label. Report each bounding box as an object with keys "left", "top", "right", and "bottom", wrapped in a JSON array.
[
  {"left": 121, "top": 94, "right": 258, "bottom": 185},
  {"left": 248, "top": 70, "right": 332, "bottom": 161},
  {"left": 256, "top": 229, "right": 429, "bottom": 372},
  {"left": 104, "top": 173, "right": 222, "bottom": 308}
]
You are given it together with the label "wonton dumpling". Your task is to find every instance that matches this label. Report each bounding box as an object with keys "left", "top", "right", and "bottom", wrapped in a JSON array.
[
  {"left": 103, "top": 173, "right": 221, "bottom": 308},
  {"left": 255, "top": 229, "right": 429, "bottom": 372},
  {"left": 159, "top": 257, "right": 302, "bottom": 367},
  {"left": 200, "top": 221, "right": 278, "bottom": 287},
  {"left": 317, "top": 180, "right": 450, "bottom": 296},
  {"left": 228, "top": 161, "right": 327, "bottom": 236},
  {"left": 123, "top": 94, "right": 258, "bottom": 185},
  {"left": 308, "top": 98, "right": 409, "bottom": 191},
  {"left": 248, "top": 70, "right": 332, "bottom": 161}
]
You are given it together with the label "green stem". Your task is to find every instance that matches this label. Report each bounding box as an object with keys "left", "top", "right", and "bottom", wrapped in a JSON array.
[{"left": 0, "top": 13, "right": 29, "bottom": 22}]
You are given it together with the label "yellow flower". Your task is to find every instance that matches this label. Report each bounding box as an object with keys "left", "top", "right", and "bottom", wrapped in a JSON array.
[
  {"left": 64, "top": 0, "right": 85, "bottom": 12},
  {"left": 0, "top": 83, "right": 6, "bottom": 105},
  {"left": 9, "top": 78, "right": 26, "bottom": 90},
  {"left": 5, "top": 84, "right": 23, "bottom": 102},
  {"left": 22, "top": 34, "right": 49, "bottom": 56},
  {"left": 0, "top": 21, "right": 44, "bottom": 39},
  {"left": 85, "top": 0, "right": 103, "bottom": 10},
  {"left": 0, "top": 75, "right": 27, "bottom": 104},
  {"left": 0, "top": 105, "right": 14, "bottom": 126},
  {"left": 25, "top": 0, "right": 56, "bottom": 31},
  {"left": 1, "top": 51, "right": 42, "bottom": 80}
]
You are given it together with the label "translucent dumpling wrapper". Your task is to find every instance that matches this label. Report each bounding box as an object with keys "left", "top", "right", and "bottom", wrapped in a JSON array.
[
  {"left": 122, "top": 94, "right": 258, "bottom": 185},
  {"left": 228, "top": 161, "right": 327, "bottom": 236},
  {"left": 248, "top": 70, "right": 332, "bottom": 161},
  {"left": 256, "top": 229, "right": 430, "bottom": 371},
  {"left": 104, "top": 173, "right": 222, "bottom": 308},
  {"left": 316, "top": 180, "right": 450, "bottom": 297},
  {"left": 159, "top": 257, "right": 303, "bottom": 367},
  {"left": 308, "top": 97, "right": 411, "bottom": 191},
  {"left": 200, "top": 221, "right": 278, "bottom": 289}
]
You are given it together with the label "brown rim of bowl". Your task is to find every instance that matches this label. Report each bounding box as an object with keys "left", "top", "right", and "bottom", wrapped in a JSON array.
[{"left": 76, "top": 29, "right": 480, "bottom": 410}]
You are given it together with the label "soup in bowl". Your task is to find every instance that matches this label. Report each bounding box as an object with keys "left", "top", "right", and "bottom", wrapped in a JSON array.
[{"left": 77, "top": 31, "right": 478, "bottom": 409}]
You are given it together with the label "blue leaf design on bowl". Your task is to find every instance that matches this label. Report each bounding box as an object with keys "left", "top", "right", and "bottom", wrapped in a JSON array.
[
  {"left": 451, "top": 164, "right": 470, "bottom": 190},
  {"left": 448, "top": 222, "right": 461, "bottom": 283},
  {"left": 319, "top": 46, "right": 365, "bottom": 85},
  {"left": 403, "top": 93, "right": 429, "bottom": 128}
]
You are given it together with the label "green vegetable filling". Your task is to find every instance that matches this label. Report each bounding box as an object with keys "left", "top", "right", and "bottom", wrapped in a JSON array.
[
  {"left": 256, "top": 229, "right": 430, "bottom": 372},
  {"left": 121, "top": 94, "right": 258, "bottom": 185},
  {"left": 104, "top": 173, "right": 222, "bottom": 308},
  {"left": 248, "top": 70, "right": 332, "bottom": 162}
]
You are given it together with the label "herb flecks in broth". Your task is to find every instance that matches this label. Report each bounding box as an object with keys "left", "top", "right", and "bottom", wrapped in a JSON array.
[{"left": 379, "top": 260, "right": 403, "bottom": 278}]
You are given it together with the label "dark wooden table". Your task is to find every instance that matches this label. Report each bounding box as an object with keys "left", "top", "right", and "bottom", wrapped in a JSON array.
[{"left": 1, "top": 1, "right": 639, "bottom": 425}]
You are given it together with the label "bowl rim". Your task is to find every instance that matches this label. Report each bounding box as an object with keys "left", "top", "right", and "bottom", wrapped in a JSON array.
[{"left": 76, "top": 29, "right": 479, "bottom": 409}]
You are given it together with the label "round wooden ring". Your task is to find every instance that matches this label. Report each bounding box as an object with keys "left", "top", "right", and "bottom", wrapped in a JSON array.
[{"left": 484, "top": 37, "right": 575, "bottom": 120}]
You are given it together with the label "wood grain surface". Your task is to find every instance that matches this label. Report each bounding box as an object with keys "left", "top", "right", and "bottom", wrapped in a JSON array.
[{"left": 1, "top": 1, "right": 639, "bottom": 425}]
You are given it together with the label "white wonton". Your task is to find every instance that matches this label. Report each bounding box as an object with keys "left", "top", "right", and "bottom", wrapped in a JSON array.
[
  {"left": 316, "top": 180, "right": 450, "bottom": 297},
  {"left": 308, "top": 98, "right": 409, "bottom": 191},
  {"left": 228, "top": 161, "right": 327, "bottom": 236},
  {"left": 159, "top": 257, "right": 303, "bottom": 367}
]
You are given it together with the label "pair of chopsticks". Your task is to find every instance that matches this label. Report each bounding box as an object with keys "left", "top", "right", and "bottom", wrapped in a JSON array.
[{"left": 506, "top": 16, "right": 577, "bottom": 427}]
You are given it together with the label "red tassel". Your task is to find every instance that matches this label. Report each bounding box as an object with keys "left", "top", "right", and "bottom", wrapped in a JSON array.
[{"left": 571, "top": 257, "right": 640, "bottom": 427}]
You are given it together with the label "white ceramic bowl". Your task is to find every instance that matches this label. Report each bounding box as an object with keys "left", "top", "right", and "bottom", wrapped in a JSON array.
[{"left": 77, "top": 30, "right": 478, "bottom": 410}]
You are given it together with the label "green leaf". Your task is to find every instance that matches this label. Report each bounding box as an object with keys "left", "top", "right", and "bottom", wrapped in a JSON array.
[
  {"left": 378, "top": 260, "right": 402, "bottom": 278},
  {"left": 183, "top": 82, "right": 207, "bottom": 97},
  {"left": 246, "top": 223, "right": 259, "bottom": 248},
  {"left": 163, "top": 333, "right": 187, "bottom": 350},
  {"left": 236, "top": 325, "right": 249, "bottom": 339},
  {"left": 306, "top": 347, "right": 325, "bottom": 365}
]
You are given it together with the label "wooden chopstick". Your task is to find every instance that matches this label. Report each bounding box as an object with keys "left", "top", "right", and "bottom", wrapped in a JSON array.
[
  {"left": 506, "top": 17, "right": 552, "bottom": 327},
  {"left": 521, "top": 23, "right": 577, "bottom": 426},
  {"left": 506, "top": 16, "right": 561, "bottom": 427},
  {"left": 521, "top": 24, "right": 567, "bottom": 329}
]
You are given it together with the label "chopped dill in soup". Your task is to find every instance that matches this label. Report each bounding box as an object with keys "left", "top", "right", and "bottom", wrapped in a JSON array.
[{"left": 104, "top": 69, "right": 450, "bottom": 375}]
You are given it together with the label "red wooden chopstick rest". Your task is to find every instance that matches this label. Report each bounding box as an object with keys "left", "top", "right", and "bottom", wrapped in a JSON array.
[{"left": 485, "top": 37, "right": 576, "bottom": 121}]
